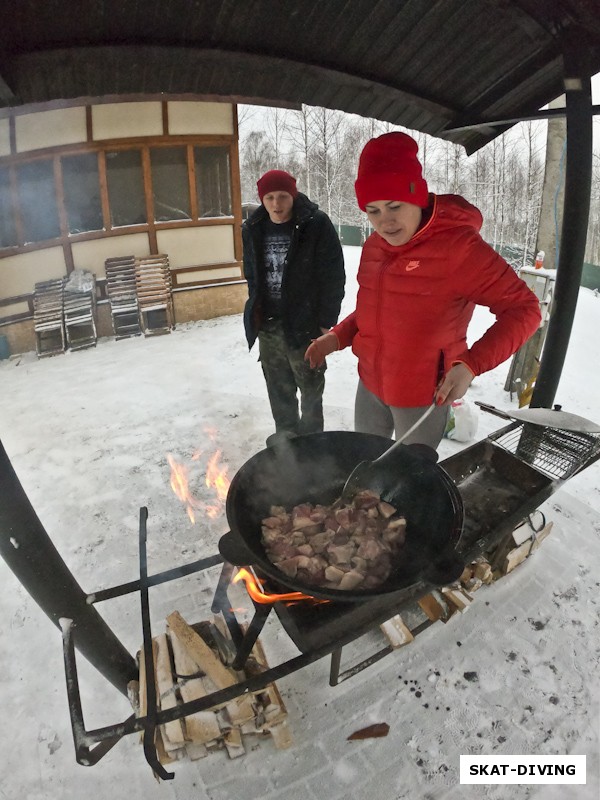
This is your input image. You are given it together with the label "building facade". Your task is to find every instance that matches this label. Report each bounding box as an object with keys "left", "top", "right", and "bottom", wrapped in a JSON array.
[{"left": 0, "top": 97, "right": 246, "bottom": 354}]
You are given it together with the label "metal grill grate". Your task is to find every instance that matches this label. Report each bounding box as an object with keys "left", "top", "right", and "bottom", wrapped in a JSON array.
[{"left": 488, "top": 422, "right": 600, "bottom": 481}]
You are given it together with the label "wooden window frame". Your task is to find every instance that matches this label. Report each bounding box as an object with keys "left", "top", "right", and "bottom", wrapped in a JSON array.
[
  {"left": 0, "top": 105, "right": 244, "bottom": 324},
  {"left": 0, "top": 134, "right": 240, "bottom": 258}
]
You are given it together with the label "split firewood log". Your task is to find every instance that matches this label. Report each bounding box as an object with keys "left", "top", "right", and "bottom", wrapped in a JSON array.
[{"left": 347, "top": 723, "right": 390, "bottom": 740}]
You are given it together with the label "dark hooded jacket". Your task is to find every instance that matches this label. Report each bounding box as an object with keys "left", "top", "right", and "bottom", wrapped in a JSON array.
[{"left": 242, "top": 192, "right": 345, "bottom": 349}]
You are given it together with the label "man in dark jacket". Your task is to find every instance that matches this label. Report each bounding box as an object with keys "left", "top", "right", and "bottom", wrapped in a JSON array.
[{"left": 243, "top": 169, "right": 345, "bottom": 438}]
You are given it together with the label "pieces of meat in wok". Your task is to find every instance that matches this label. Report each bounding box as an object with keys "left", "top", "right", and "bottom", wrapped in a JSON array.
[{"left": 260, "top": 490, "right": 407, "bottom": 590}]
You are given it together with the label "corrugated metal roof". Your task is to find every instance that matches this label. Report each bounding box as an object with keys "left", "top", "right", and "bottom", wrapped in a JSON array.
[{"left": 0, "top": 0, "right": 599, "bottom": 152}]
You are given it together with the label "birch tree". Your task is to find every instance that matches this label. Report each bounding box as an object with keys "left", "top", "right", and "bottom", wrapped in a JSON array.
[
  {"left": 585, "top": 149, "right": 600, "bottom": 265},
  {"left": 518, "top": 121, "right": 545, "bottom": 267},
  {"left": 237, "top": 102, "right": 582, "bottom": 265},
  {"left": 287, "top": 105, "right": 317, "bottom": 197},
  {"left": 309, "top": 107, "right": 347, "bottom": 218},
  {"left": 264, "top": 107, "right": 290, "bottom": 169},
  {"left": 240, "top": 130, "right": 271, "bottom": 202}
]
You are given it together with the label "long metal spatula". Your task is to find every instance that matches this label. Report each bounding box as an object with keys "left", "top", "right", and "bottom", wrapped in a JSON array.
[{"left": 341, "top": 403, "right": 437, "bottom": 502}]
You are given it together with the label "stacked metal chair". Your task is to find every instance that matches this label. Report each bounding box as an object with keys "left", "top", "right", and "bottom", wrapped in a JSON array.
[
  {"left": 104, "top": 255, "right": 142, "bottom": 339},
  {"left": 33, "top": 278, "right": 66, "bottom": 358},
  {"left": 134, "top": 254, "right": 174, "bottom": 335},
  {"left": 63, "top": 270, "right": 97, "bottom": 351}
]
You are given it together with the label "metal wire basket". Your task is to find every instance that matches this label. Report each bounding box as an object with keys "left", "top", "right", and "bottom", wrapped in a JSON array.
[{"left": 487, "top": 421, "right": 600, "bottom": 481}]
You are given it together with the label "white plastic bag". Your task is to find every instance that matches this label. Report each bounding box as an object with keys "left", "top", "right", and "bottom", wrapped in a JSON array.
[{"left": 444, "top": 399, "right": 478, "bottom": 442}]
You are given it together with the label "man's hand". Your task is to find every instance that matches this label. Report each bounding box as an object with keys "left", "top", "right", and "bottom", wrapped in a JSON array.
[
  {"left": 305, "top": 331, "right": 339, "bottom": 368},
  {"left": 435, "top": 363, "right": 474, "bottom": 406}
]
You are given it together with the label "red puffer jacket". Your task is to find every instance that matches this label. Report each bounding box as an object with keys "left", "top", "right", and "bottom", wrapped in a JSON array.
[{"left": 333, "top": 194, "right": 541, "bottom": 407}]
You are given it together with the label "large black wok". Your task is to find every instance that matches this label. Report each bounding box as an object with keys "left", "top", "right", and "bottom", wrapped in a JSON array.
[{"left": 219, "top": 431, "right": 465, "bottom": 602}]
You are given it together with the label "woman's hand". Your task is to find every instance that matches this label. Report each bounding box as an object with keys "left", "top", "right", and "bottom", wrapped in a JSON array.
[
  {"left": 305, "top": 331, "right": 339, "bottom": 368},
  {"left": 435, "top": 363, "right": 474, "bottom": 406}
]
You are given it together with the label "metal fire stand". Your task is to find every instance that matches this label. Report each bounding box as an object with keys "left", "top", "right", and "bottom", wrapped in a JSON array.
[{"left": 58, "top": 417, "right": 600, "bottom": 775}]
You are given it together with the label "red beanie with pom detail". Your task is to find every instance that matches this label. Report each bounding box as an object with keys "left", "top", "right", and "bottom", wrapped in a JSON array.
[
  {"left": 354, "top": 132, "right": 429, "bottom": 211},
  {"left": 257, "top": 170, "right": 298, "bottom": 202}
]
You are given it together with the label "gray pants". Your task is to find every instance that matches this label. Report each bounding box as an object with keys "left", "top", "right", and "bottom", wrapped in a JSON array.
[
  {"left": 354, "top": 379, "right": 448, "bottom": 449},
  {"left": 258, "top": 320, "right": 326, "bottom": 435}
]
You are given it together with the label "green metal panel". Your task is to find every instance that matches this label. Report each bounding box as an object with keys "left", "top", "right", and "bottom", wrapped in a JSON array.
[
  {"left": 581, "top": 262, "right": 600, "bottom": 290},
  {"left": 336, "top": 224, "right": 364, "bottom": 247}
]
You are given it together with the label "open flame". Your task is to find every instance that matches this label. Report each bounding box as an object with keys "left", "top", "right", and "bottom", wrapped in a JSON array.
[
  {"left": 233, "top": 568, "right": 328, "bottom": 605},
  {"left": 167, "top": 435, "right": 231, "bottom": 523},
  {"left": 205, "top": 449, "right": 230, "bottom": 519},
  {"left": 167, "top": 453, "right": 201, "bottom": 524}
]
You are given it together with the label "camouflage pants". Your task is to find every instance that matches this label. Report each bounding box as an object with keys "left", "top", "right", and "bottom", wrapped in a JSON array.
[{"left": 258, "top": 320, "right": 326, "bottom": 435}]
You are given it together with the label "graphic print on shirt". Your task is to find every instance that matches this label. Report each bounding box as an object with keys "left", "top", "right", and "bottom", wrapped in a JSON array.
[{"left": 263, "top": 226, "right": 291, "bottom": 312}]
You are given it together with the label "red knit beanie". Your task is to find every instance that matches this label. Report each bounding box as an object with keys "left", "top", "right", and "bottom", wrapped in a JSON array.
[
  {"left": 257, "top": 170, "right": 298, "bottom": 202},
  {"left": 354, "top": 132, "right": 429, "bottom": 211}
]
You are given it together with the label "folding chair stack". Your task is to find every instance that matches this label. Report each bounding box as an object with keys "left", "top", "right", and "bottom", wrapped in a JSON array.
[
  {"left": 104, "top": 256, "right": 142, "bottom": 339},
  {"left": 33, "top": 278, "right": 66, "bottom": 358},
  {"left": 63, "top": 271, "right": 97, "bottom": 351},
  {"left": 134, "top": 254, "right": 174, "bottom": 336}
]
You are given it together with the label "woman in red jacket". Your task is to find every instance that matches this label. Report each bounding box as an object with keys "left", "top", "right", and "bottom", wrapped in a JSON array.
[{"left": 305, "top": 132, "right": 541, "bottom": 449}]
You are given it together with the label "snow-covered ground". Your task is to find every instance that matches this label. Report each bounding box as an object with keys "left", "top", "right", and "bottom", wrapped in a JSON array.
[{"left": 0, "top": 245, "right": 598, "bottom": 800}]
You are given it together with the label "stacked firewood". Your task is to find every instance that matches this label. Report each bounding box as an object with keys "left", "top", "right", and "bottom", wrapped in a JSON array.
[
  {"left": 488, "top": 517, "right": 554, "bottom": 575},
  {"left": 379, "top": 557, "right": 491, "bottom": 647},
  {"left": 380, "top": 516, "right": 554, "bottom": 645},
  {"left": 128, "top": 610, "right": 292, "bottom": 766}
]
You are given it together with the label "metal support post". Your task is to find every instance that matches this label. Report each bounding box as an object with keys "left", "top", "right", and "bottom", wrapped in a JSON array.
[
  {"left": 0, "top": 439, "right": 137, "bottom": 694},
  {"left": 531, "top": 35, "right": 593, "bottom": 408}
]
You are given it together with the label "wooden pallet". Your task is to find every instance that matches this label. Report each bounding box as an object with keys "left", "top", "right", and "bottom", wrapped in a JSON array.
[
  {"left": 33, "top": 278, "right": 66, "bottom": 358},
  {"left": 105, "top": 256, "right": 142, "bottom": 339},
  {"left": 63, "top": 271, "right": 97, "bottom": 351},
  {"left": 134, "top": 254, "right": 174, "bottom": 336}
]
